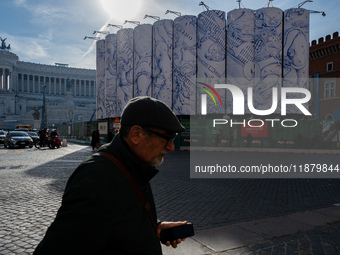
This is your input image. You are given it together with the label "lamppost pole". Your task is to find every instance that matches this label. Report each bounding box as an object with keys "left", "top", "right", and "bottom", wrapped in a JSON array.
[{"left": 40, "top": 85, "right": 47, "bottom": 129}]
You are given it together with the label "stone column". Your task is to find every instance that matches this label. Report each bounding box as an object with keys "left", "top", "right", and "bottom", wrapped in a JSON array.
[
  {"left": 33, "top": 75, "right": 36, "bottom": 93},
  {"left": 6, "top": 70, "right": 10, "bottom": 90},
  {"left": 63, "top": 78, "right": 66, "bottom": 95},
  {"left": 53, "top": 77, "right": 56, "bottom": 94},
  {"left": 20, "top": 73, "right": 23, "bottom": 92},
  {"left": 74, "top": 80, "right": 77, "bottom": 96},
  {"left": 38, "top": 76, "right": 41, "bottom": 94},
  {"left": 48, "top": 77, "right": 51, "bottom": 94},
  {"left": 0, "top": 68, "right": 3, "bottom": 90}
]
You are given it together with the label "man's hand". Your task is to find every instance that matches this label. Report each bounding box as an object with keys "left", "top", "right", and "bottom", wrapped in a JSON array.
[{"left": 157, "top": 221, "right": 187, "bottom": 248}]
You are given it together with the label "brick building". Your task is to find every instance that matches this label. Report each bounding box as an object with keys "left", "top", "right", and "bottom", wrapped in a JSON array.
[{"left": 309, "top": 31, "right": 340, "bottom": 119}]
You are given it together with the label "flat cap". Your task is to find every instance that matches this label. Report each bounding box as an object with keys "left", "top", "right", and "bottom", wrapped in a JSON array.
[{"left": 121, "top": 97, "right": 185, "bottom": 133}]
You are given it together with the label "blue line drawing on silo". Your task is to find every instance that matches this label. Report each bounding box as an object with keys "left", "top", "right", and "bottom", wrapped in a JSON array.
[
  {"left": 96, "top": 39, "right": 106, "bottom": 120},
  {"left": 173, "top": 15, "right": 197, "bottom": 115},
  {"left": 226, "top": 9, "right": 255, "bottom": 114},
  {"left": 134, "top": 24, "right": 153, "bottom": 97},
  {"left": 117, "top": 28, "right": 134, "bottom": 116},
  {"left": 105, "top": 33, "right": 117, "bottom": 118},
  {"left": 153, "top": 19, "right": 174, "bottom": 109},
  {"left": 254, "top": 7, "right": 283, "bottom": 114},
  {"left": 197, "top": 10, "right": 226, "bottom": 115},
  {"left": 283, "top": 8, "right": 309, "bottom": 114}
]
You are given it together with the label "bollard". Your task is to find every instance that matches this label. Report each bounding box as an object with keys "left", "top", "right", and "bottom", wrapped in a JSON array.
[{"left": 61, "top": 139, "right": 68, "bottom": 147}]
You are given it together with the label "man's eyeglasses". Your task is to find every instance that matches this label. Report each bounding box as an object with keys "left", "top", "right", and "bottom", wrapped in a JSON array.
[{"left": 143, "top": 128, "right": 177, "bottom": 145}]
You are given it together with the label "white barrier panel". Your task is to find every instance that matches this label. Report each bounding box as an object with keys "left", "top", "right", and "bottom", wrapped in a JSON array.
[
  {"left": 283, "top": 8, "right": 309, "bottom": 114},
  {"left": 134, "top": 24, "right": 153, "bottom": 97},
  {"left": 197, "top": 10, "right": 226, "bottom": 115},
  {"left": 153, "top": 20, "right": 174, "bottom": 109},
  {"left": 105, "top": 33, "right": 117, "bottom": 118},
  {"left": 254, "top": 7, "right": 283, "bottom": 113},
  {"left": 117, "top": 28, "right": 134, "bottom": 116},
  {"left": 173, "top": 15, "right": 197, "bottom": 115},
  {"left": 226, "top": 9, "right": 255, "bottom": 114},
  {"left": 96, "top": 39, "right": 106, "bottom": 119}
]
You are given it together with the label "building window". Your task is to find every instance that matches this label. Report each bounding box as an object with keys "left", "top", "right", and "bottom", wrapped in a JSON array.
[
  {"left": 327, "top": 62, "right": 333, "bottom": 72},
  {"left": 324, "top": 80, "right": 336, "bottom": 98}
]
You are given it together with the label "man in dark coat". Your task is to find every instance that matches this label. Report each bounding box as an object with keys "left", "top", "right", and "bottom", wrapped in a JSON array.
[
  {"left": 34, "top": 97, "right": 187, "bottom": 255},
  {"left": 91, "top": 129, "right": 100, "bottom": 151},
  {"left": 107, "top": 128, "right": 114, "bottom": 143}
]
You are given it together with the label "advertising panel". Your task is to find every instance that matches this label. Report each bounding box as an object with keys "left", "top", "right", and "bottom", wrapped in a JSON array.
[{"left": 241, "top": 122, "right": 269, "bottom": 137}]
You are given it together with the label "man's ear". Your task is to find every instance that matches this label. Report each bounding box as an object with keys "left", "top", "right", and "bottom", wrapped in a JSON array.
[{"left": 128, "top": 125, "right": 144, "bottom": 145}]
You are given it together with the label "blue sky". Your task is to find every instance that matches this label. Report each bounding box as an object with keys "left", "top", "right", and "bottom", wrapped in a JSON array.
[{"left": 0, "top": 0, "right": 337, "bottom": 69}]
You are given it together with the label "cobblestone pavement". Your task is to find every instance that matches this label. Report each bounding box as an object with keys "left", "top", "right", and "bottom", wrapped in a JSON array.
[
  {"left": 0, "top": 144, "right": 92, "bottom": 255},
  {"left": 217, "top": 223, "right": 340, "bottom": 255},
  {"left": 0, "top": 144, "right": 340, "bottom": 254}
]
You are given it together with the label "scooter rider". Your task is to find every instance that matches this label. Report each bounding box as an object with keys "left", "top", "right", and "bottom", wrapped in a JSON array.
[{"left": 39, "top": 127, "right": 47, "bottom": 147}]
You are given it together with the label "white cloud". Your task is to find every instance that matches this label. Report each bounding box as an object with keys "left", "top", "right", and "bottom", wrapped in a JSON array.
[
  {"left": 11, "top": 37, "right": 50, "bottom": 62},
  {"left": 31, "top": 4, "right": 68, "bottom": 25},
  {"left": 13, "top": 0, "right": 26, "bottom": 6}
]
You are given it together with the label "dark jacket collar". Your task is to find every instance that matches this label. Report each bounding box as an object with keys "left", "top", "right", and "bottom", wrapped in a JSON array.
[{"left": 98, "top": 133, "right": 159, "bottom": 183}]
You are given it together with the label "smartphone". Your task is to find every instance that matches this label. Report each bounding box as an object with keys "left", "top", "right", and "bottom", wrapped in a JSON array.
[{"left": 160, "top": 223, "right": 195, "bottom": 244}]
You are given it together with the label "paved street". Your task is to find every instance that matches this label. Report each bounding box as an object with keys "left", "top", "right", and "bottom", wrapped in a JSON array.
[{"left": 0, "top": 143, "right": 340, "bottom": 254}]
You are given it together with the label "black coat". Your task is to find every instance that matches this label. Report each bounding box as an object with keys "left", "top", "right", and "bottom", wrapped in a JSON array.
[
  {"left": 34, "top": 134, "right": 162, "bottom": 255},
  {"left": 91, "top": 130, "right": 100, "bottom": 147}
]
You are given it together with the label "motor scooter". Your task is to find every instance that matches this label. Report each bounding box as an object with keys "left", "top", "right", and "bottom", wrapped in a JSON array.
[{"left": 48, "top": 135, "right": 61, "bottom": 149}]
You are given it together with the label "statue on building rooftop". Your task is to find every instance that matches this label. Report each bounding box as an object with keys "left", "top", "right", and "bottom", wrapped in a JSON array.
[{"left": 0, "top": 37, "right": 10, "bottom": 50}]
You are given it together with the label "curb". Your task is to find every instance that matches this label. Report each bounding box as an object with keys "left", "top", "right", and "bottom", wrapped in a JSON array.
[{"left": 180, "top": 146, "right": 340, "bottom": 154}]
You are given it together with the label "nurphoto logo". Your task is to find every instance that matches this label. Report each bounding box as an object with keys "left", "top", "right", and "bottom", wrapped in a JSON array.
[{"left": 200, "top": 84, "right": 312, "bottom": 128}]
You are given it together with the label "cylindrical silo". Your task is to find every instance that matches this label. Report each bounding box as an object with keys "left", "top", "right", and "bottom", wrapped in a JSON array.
[
  {"left": 117, "top": 28, "right": 134, "bottom": 116},
  {"left": 283, "top": 8, "right": 309, "bottom": 114},
  {"left": 96, "top": 39, "right": 106, "bottom": 120},
  {"left": 173, "top": 15, "right": 197, "bottom": 115},
  {"left": 105, "top": 33, "right": 117, "bottom": 118},
  {"left": 254, "top": 7, "right": 283, "bottom": 113},
  {"left": 197, "top": 10, "right": 226, "bottom": 115},
  {"left": 134, "top": 24, "right": 153, "bottom": 97},
  {"left": 226, "top": 8, "right": 254, "bottom": 114},
  {"left": 153, "top": 19, "right": 174, "bottom": 109}
]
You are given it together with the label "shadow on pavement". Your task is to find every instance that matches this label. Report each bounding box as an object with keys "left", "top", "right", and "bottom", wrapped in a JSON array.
[{"left": 25, "top": 145, "right": 93, "bottom": 193}]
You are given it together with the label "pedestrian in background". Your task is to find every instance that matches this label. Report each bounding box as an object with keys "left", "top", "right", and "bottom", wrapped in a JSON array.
[
  {"left": 246, "top": 133, "right": 252, "bottom": 147},
  {"left": 107, "top": 128, "right": 113, "bottom": 143},
  {"left": 39, "top": 127, "right": 47, "bottom": 147},
  {"left": 90, "top": 129, "right": 100, "bottom": 151}
]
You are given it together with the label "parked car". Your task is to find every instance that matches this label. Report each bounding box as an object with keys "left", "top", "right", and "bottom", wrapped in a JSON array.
[
  {"left": 0, "top": 130, "right": 6, "bottom": 144},
  {"left": 27, "top": 131, "right": 39, "bottom": 145},
  {"left": 4, "top": 131, "right": 34, "bottom": 148}
]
